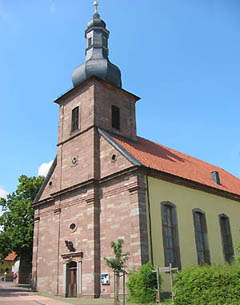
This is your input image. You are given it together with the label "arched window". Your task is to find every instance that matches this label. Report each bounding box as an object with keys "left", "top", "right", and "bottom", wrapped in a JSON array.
[
  {"left": 219, "top": 214, "right": 234, "bottom": 263},
  {"left": 193, "top": 209, "right": 210, "bottom": 265},
  {"left": 161, "top": 202, "right": 181, "bottom": 268}
]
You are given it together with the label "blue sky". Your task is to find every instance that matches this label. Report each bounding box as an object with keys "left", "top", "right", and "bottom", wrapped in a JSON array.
[{"left": 0, "top": 0, "right": 240, "bottom": 201}]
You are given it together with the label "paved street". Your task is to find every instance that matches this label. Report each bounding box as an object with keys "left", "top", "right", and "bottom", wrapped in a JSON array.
[{"left": 0, "top": 281, "right": 72, "bottom": 305}]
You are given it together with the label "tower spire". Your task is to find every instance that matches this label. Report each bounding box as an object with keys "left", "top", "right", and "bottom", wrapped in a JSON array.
[
  {"left": 94, "top": 1, "right": 98, "bottom": 12},
  {"left": 93, "top": 1, "right": 100, "bottom": 18},
  {"left": 72, "top": 3, "right": 122, "bottom": 88}
]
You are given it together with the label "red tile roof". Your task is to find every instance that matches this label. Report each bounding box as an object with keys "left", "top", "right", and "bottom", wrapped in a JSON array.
[
  {"left": 113, "top": 135, "right": 240, "bottom": 197},
  {"left": 5, "top": 252, "right": 16, "bottom": 261}
]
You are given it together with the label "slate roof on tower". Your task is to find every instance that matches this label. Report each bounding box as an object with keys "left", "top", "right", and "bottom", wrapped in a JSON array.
[{"left": 72, "top": 3, "right": 122, "bottom": 88}]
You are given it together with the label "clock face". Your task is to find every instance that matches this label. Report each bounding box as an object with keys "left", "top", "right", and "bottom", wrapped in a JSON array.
[{"left": 72, "top": 157, "right": 78, "bottom": 167}]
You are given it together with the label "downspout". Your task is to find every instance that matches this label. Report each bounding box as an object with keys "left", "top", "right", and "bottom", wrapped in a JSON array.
[
  {"left": 146, "top": 175, "right": 154, "bottom": 265},
  {"left": 56, "top": 105, "right": 64, "bottom": 295},
  {"left": 56, "top": 205, "right": 61, "bottom": 295},
  {"left": 34, "top": 211, "right": 40, "bottom": 291}
]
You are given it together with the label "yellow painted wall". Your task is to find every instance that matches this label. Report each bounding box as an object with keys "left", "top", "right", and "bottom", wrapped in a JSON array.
[{"left": 146, "top": 176, "right": 240, "bottom": 290}]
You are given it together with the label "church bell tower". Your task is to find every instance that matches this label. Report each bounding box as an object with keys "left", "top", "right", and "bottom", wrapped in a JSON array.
[{"left": 32, "top": 2, "right": 144, "bottom": 298}]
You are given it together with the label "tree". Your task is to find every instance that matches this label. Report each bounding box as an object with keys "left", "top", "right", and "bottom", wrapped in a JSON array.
[
  {"left": 104, "top": 239, "right": 129, "bottom": 272},
  {"left": 104, "top": 239, "right": 129, "bottom": 305},
  {"left": 0, "top": 175, "right": 44, "bottom": 282}
]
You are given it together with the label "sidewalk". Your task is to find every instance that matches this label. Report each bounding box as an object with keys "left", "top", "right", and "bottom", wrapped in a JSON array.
[
  {"left": 0, "top": 281, "right": 84, "bottom": 305},
  {"left": 0, "top": 281, "right": 120, "bottom": 305}
]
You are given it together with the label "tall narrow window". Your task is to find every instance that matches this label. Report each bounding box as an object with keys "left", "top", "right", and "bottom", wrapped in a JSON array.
[
  {"left": 161, "top": 202, "right": 181, "bottom": 268},
  {"left": 112, "top": 105, "right": 120, "bottom": 130},
  {"left": 71, "top": 107, "right": 79, "bottom": 132},
  {"left": 219, "top": 214, "right": 234, "bottom": 263},
  {"left": 103, "top": 36, "right": 108, "bottom": 48},
  {"left": 88, "top": 37, "right": 92, "bottom": 48},
  {"left": 193, "top": 209, "right": 210, "bottom": 265}
]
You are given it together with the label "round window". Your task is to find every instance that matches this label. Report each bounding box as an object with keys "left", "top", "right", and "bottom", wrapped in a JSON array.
[
  {"left": 111, "top": 154, "right": 117, "bottom": 162},
  {"left": 70, "top": 223, "right": 77, "bottom": 232}
]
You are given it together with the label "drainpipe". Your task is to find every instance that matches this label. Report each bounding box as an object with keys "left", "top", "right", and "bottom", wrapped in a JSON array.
[{"left": 146, "top": 175, "right": 154, "bottom": 265}]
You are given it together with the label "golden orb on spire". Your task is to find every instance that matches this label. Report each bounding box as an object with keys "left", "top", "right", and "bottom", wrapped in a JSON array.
[{"left": 94, "top": 1, "right": 99, "bottom": 8}]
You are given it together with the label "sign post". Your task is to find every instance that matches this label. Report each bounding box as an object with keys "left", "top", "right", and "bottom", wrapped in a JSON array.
[
  {"left": 156, "top": 264, "right": 178, "bottom": 305},
  {"left": 156, "top": 266, "right": 161, "bottom": 304},
  {"left": 123, "top": 270, "right": 126, "bottom": 305}
]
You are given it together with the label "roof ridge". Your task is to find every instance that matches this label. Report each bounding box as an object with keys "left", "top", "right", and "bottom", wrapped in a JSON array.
[{"left": 136, "top": 135, "right": 239, "bottom": 179}]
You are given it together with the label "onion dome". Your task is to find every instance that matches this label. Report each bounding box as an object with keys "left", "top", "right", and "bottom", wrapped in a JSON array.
[{"left": 72, "top": 2, "right": 122, "bottom": 88}]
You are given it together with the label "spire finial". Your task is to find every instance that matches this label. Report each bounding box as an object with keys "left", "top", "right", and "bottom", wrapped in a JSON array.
[
  {"left": 94, "top": 1, "right": 99, "bottom": 12},
  {"left": 93, "top": 1, "right": 100, "bottom": 18}
]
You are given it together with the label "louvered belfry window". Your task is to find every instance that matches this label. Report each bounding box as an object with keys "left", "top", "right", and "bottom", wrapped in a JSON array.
[
  {"left": 219, "top": 215, "right": 234, "bottom": 263},
  {"left": 193, "top": 210, "right": 211, "bottom": 265},
  {"left": 71, "top": 107, "right": 79, "bottom": 132},
  {"left": 112, "top": 105, "right": 120, "bottom": 130},
  {"left": 161, "top": 202, "right": 181, "bottom": 268}
]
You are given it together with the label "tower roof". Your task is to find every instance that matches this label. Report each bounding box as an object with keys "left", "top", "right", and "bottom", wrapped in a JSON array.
[{"left": 72, "top": 3, "right": 122, "bottom": 88}]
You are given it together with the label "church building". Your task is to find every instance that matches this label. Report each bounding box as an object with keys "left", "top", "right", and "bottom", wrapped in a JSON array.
[{"left": 32, "top": 2, "right": 240, "bottom": 297}]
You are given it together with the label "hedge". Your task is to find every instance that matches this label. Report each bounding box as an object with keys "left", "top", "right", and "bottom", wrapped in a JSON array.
[
  {"left": 174, "top": 264, "right": 240, "bottom": 305},
  {"left": 126, "top": 262, "right": 159, "bottom": 304}
]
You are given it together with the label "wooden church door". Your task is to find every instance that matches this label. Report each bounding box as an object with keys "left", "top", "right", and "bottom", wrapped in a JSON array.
[{"left": 67, "top": 261, "right": 77, "bottom": 297}]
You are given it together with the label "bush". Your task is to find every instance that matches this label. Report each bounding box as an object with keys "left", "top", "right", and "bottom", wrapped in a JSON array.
[
  {"left": 174, "top": 264, "right": 240, "bottom": 305},
  {"left": 126, "top": 262, "right": 159, "bottom": 304},
  {"left": 235, "top": 244, "right": 240, "bottom": 263}
]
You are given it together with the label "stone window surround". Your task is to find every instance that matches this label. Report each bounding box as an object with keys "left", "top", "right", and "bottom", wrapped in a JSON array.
[
  {"left": 160, "top": 201, "right": 181, "bottom": 269},
  {"left": 62, "top": 252, "right": 83, "bottom": 297},
  {"left": 192, "top": 208, "right": 211, "bottom": 265},
  {"left": 219, "top": 214, "right": 234, "bottom": 263},
  {"left": 71, "top": 106, "right": 79, "bottom": 133}
]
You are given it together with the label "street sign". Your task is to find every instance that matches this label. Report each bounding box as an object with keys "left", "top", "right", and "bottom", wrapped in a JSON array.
[{"left": 158, "top": 266, "right": 178, "bottom": 273}]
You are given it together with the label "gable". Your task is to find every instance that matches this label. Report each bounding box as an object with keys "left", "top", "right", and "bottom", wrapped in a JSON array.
[
  {"left": 99, "top": 129, "right": 139, "bottom": 179},
  {"left": 33, "top": 157, "right": 57, "bottom": 203}
]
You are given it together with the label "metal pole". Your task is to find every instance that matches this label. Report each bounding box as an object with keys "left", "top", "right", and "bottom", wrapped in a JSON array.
[
  {"left": 156, "top": 266, "right": 161, "bottom": 305},
  {"left": 114, "top": 272, "right": 117, "bottom": 305},
  {"left": 169, "top": 264, "right": 174, "bottom": 305},
  {"left": 117, "top": 272, "right": 120, "bottom": 305},
  {"left": 123, "top": 271, "right": 125, "bottom": 305}
]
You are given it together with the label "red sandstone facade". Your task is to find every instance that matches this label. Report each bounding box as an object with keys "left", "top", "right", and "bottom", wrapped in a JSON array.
[
  {"left": 32, "top": 5, "right": 240, "bottom": 299},
  {"left": 32, "top": 78, "right": 149, "bottom": 297}
]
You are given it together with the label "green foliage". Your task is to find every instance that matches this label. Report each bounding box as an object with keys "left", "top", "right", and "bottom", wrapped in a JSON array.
[
  {"left": 174, "top": 264, "right": 240, "bottom": 305},
  {"left": 104, "top": 239, "right": 129, "bottom": 273},
  {"left": 0, "top": 175, "right": 44, "bottom": 262},
  {"left": 126, "top": 262, "right": 158, "bottom": 304},
  {"left": 235, "top": 244, "right": 240, "bottom": 262}
]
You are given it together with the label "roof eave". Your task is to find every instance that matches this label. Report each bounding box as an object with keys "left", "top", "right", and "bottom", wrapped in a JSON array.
[
  {"left": 54, "top": 76, "right": 140, "bottom": 105},
  {"left": 142, "top": 166, "right": 240, "bottom": 202}
]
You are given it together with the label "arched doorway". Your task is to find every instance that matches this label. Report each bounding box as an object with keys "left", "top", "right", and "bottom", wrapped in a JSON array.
[{"left": 66, "top": 261, "right": 77, "bottom": 297}]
